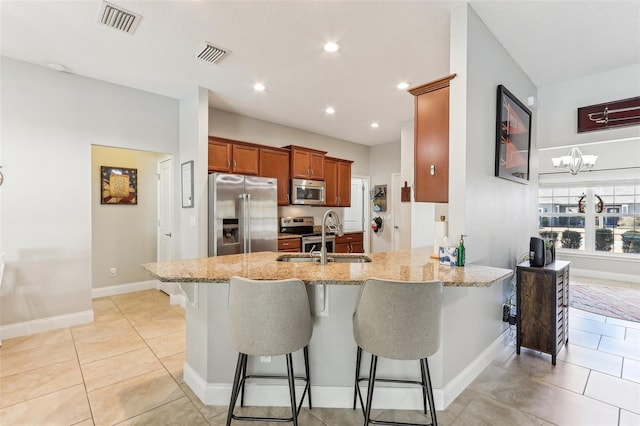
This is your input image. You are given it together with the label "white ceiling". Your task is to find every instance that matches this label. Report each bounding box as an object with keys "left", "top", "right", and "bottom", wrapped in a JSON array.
[{"left": 1, "top": 1, "right": 638, "bottom": 146}]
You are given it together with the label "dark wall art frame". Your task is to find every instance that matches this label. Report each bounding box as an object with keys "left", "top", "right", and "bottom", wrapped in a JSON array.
[
  {"left": 495, "top": 85, "right": 532, "bottom": 184},
  {"left": 577, "top": 96, "right": 640, "bottom": 133},
  {"left": 100, "top": 166, "right": 138, "bottom": 205}
]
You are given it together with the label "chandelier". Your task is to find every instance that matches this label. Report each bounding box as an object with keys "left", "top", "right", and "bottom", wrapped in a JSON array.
[{"left": 551, "top": 147, "right": 598, "bottom": 175}]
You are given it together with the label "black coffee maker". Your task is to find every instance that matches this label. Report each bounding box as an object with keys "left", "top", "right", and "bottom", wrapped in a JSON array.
[{"left": 530, "top": 237, "right": 555, "bottom": 267}]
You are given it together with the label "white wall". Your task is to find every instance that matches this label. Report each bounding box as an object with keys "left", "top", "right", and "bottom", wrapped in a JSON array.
[
  {"left": 537, "top": 64, "right": 640, "bottom": 150},
  {"left": 452, "top": 5, "right": 539, "bottom": 269},
  {"left": 369, "top": 142, "right": 401, "bottom": 253},
  {"left": 91, "top": 146, "right": 165, "bottom": 288},
  {"left": 0, "top": 57, "right": 179, "bottom": 335}
]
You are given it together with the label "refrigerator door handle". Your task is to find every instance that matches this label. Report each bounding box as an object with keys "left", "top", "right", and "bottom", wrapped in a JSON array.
[
  {"left": 245, "top": 193, "right": 252, "bottom": 253},
  {"left": 240, "top": 193, "right": 252, "bottom": 254}
]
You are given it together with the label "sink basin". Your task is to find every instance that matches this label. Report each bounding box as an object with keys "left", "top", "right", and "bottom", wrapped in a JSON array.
[
  {"left": 327, "top": 255, "right": 372, "bottom": 263},
  {"left": 276, "top": 254, "right": 372, "bottom": 264},
  {"left": 276, "top": 255, "right": 318, "bottom": 263}
]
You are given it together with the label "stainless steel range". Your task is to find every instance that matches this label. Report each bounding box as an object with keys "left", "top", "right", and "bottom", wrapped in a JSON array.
[{"left": 280, "top": 216, "right": 335, "bottom": 253}]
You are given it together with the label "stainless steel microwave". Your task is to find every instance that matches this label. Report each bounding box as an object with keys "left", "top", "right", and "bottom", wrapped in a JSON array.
[{"left": 290, "top": 178, "right": 325, "bottom": 205}]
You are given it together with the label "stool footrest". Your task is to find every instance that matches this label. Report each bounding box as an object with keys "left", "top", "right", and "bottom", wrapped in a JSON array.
[
  {"left": 230, "top": 414, "right": 295, "bottom": 423},
  {"left": 369, "top": 419, "right": 434, "bottom": 426}
]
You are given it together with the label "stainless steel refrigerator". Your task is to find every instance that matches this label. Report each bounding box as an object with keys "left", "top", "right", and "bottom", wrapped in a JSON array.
[{"left": 208, "top": 173, "right": 278, "bottom": 256}]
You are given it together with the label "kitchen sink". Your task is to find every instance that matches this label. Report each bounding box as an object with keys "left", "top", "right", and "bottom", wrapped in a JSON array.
[{"left": 276, "top": 254, "right": 372, "bottom": 264}]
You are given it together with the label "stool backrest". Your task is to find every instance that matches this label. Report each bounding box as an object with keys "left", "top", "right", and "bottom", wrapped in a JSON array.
[
  {"left": 229, "top": 276, "right": 313, "bottom": 356},
  {"left": 353, "top": 278, "right": 443, "bottom": 360}
]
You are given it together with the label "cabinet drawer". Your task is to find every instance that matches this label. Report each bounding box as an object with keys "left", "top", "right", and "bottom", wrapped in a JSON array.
[
  {"left": 278, "top": 238, "right": 301, "bottom": 251},
  {"left": 336, "top": 232, "right": 363, "bottom": 244}
]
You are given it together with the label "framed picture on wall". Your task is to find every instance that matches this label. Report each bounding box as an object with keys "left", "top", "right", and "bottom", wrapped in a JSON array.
[
  {"left": 100, "top": 166, "right": 137, "bottom": 204},
  {"left": 495, "top": 85, "right": 532, "bottom": 184}
]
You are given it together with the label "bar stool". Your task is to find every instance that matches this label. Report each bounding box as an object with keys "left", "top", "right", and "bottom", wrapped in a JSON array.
[
  {"left": 353, "top": 278, "right": 443, "bottom": 426},
  {"left": 226, "top": 276, "right": 313, "bottom": 426}
]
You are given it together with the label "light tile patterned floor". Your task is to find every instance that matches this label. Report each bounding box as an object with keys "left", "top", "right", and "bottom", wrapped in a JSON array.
[{"left": 0, "top": 289, "right": 638, "bottom": 425}]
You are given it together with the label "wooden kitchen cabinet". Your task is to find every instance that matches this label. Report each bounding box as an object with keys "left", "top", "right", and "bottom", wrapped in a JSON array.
[
  {"left": 335, "top": 232, "right": 364, "bottom": 253},
  {"left": 259, "top": 147, "right": 290, "bottom": 205},
  {"left": 516, "top": 260, "right": 570, "bottom": 365},
  {"left": 408, "top": 74, "right": 456, "bottom": 203},
  {"left": 285, "top": 145, "right": 326, "bottom": 179},
  {"left": 278, "top": 237, "right": 301, "bottom": 252},
  {"left": 325, "top": 157, "right": 353, "bottom": 207},
  {"left": 208, "top": 137, "right": 259, "bottom": 175}
]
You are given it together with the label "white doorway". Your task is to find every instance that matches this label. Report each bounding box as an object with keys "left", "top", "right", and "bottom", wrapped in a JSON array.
[
  {"left": 344, "top": 176, "right": 370, "bottom": 253},
  {"left": 391, "top": 173, "right": 402, "bottom": 251},
  {"left": 157, "top": 157, "right": 174, "bottom": 295}
]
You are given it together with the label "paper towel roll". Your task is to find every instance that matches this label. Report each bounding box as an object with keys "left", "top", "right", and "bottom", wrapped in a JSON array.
[{"left": 434, "top": 221, "right": 448, "bottom": 255}]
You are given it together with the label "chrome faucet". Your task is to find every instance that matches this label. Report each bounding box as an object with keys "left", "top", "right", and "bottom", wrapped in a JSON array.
[{"left": 320, "top": 209, "right": 344, "bottom": 264}]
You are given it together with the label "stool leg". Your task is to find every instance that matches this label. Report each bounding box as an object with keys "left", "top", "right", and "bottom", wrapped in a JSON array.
[
  {"left": 303, "top": 345, "right": 312, "bottom": 409},
  {"left": 422, "top": 358, "right": 438, "bottom": 426},
  {"left": 363, "top": 354, "right": 378, "bottom": 426},
  {"left": 226, "top": 353, "right": 245, "bottom": 426},
  {"left": 286, "top": 353, "right": 298, "bottom": 426},
  {"left": 353, "top": 346, "right": 362, "bottom": 410},
  {"left": 419, "top": 358, "right": 428, "bottom": 415},
  {"left": 240, "top": 354, "right": 247, "bottom": 407}
]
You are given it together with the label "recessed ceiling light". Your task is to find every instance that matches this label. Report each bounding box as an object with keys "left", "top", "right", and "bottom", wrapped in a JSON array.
[
  {"left": 323, "top": 41, "right": 340, "bottom": 53},
  {"left": 325, "top": 107, "right": 335, "bottom": 115},
  {"left": 371, "top": 122, "right": 380, "bottom": 129},
  {"left": 397, "top": 82, "right": 410, "bottom": 90},
  {"left": 253, "top": 83, "right": 266, "bottom": 92}
]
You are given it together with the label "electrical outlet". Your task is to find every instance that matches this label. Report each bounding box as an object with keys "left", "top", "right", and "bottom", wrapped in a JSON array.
[
  {"left": 260, "top": 356, "right": 271, "bottom": 363},
  {"left": 109, "top": 267, "right": 117, "bottom": 277},
  {"left": 502, "top": 304, "right": 510, "bottom": 322}
]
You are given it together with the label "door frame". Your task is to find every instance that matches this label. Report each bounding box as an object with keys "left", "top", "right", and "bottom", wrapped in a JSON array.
[
  {"left": 352, "top": 175, "right": 371, "bottom": 253},
  {"left": 157, "top": 155, "right": 178, "bottom": 298}
]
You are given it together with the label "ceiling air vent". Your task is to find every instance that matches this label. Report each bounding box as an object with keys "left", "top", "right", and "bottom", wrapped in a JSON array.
[
  {"left": 195, "top": 42, "right": 228, "bottom": 64},
  {"left": 97, "top": 2, "right": 141, "bottom": 34}
]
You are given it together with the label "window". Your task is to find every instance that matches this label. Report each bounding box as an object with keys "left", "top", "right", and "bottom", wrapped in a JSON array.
[{"left": 538, "top": 184, "right": 640, "bottom": 255}]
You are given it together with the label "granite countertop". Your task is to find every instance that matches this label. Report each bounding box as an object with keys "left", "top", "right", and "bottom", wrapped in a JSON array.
[{"left": 142, "top": 246, "right": 513, "bottom": 287}]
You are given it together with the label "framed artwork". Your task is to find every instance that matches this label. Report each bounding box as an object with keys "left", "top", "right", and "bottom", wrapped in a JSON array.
[
  {"left": 495, "top": 85, "right": 532, "bottom": 184},
  {"left": 100, "top": 166, "right": 137, "bottom": 204},
  {"left": 577, "top": 96, "right": 640, "bottom": 133}
]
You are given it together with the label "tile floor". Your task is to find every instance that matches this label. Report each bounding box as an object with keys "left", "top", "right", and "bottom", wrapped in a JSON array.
[{"left": 1, "top": 288, "right": 639, "bottom": 425}]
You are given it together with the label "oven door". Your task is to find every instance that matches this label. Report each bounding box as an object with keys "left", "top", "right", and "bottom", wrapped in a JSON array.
[{"left": 301, "top": 236, "right": 334, "bottom": 253}]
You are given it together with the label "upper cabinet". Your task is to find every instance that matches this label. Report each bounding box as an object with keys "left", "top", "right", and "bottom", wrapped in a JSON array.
[
  {"left": 208, "top": 137, "right": 259, "bottom": 175},
  {"left": 259, "top": 146, "right": 291, "bottom": 206},
  {"left": 325, "top": 157, "right": 353, "bottom": 207},
  {"left": 408, "top": 74, "right": 456, "bottom": 203},
  {"left": 285, "top": 145, "right": 326, "bottom": 180}
]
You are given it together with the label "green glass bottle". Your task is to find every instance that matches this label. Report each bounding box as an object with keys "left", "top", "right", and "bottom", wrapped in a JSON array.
[{"left": 457, "top": 234, "right": 466, "bottom": 266}]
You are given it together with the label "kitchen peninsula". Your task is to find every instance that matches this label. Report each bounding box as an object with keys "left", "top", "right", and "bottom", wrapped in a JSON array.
[{"left": 143, "top": 246, "right": 512, "bottom": 411}]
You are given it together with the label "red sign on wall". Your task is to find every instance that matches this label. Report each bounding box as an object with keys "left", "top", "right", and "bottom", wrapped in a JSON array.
[{"left": 578, "top": 96, "right": 640, "bottom": 133}]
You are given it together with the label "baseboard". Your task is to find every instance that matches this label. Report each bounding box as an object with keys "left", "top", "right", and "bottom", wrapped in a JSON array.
[
  {"left": 440, "top": 328, "right": 511, "bottom": 408},
  {"left": 571, "top": 268, "right": 640, "bottom": 284},
  {"left": 91, "top": 280, "right": 160, "bottom": 298},
  {"left": 184, "top": 331, "right": 510, "bottom": 411},
  {"left": 0, "top": 310, "right": 94, "bottom": 341}
]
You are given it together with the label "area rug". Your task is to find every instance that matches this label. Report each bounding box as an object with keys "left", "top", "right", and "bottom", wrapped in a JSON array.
[{"left": 570, "top": 282, "right": 640, "bottom": 322}]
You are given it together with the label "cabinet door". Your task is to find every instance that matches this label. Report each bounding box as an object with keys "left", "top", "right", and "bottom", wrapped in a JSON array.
[
  {"left": 335, "top": 242, "right": 349, "bottom": 253},
  {"left": 415, "top": 86, "right": 449, "bottom": 202},
  {"left": 208, "top": 140, "right": 232, "bottom": 173},
  {"left": 232, "top": 144, "right": 259, "bottom": 175},
  {"left": 309, "top": 152, "right": 325, "bottom": 179},
  {"left": 324, "top": 158, "right": 338, "bottom": 207},
  {"left": 291, "top": 149, "right": 311, "bottom": 178},
  {"left": 336, "top": 160, "right": 352, "bottom": 207},
  {"left": 519, "top": 270, "right": 554, "bottom": 354},
  {"left": 260, "top": 148, "right": 290, "bottom": 205}
]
